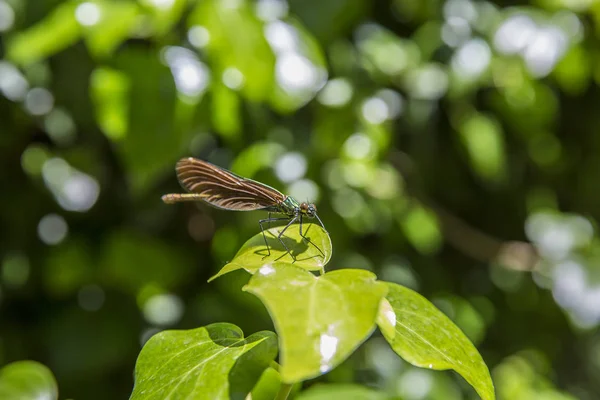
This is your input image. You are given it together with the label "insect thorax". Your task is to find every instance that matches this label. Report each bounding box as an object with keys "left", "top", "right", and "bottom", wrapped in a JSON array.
[{"left": 277, "top": 196, "right": 300, "bottom": 216}]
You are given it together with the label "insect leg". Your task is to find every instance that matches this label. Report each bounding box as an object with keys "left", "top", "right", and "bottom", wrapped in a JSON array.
[
  {"left": 314, "top": 214, "right": 327, "bottom": 232},
  {"left": 278, "top": 216, "right": 298, "bottom": 261},
  {"left": 259, "top": 216, "right": 291, "bottom": 258},
  {"left": 298, "top": 215, "right": 325, "bottom": 257}
]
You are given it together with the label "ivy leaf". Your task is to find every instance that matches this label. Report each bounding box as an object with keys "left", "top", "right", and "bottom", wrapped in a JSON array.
[
  {"left": 249, "top": 367, "right": 282, "bottom": 400},
  {"left": 0, "top": 361, "right": 58, "bottom": 400},
  {"left": 244, "top": 265, "right": 387, "bottom": 383},
  {"left": 209, "top": 223, "right": 331, "bottom": 282},
  {"left": 377, "top": 282, "right": 495, "bottom": 400},
  {"left": 131, "top": 323, "right": 277, "bottom": 400}
]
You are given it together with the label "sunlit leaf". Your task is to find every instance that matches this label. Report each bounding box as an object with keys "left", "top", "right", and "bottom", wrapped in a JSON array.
[
  {"left": 83, "top": 1, "right": 139, "bottom": 58},
  {"left": 295, "top": 383, "right": 389, "bottom": 400},
  {"left": 131, "top": 323, "right": 277, "bottom": 400},
  {"left": 189, "top": 0, "right": 275, "bottom": 101},
  {"left": 377, "top": 282, "right": 495, "bottom": 400},
  {"left": 209, "top": 223, "right": 331, "bottom": 282},
  {"left": 230, "top": 141, "right": 286, "bottom": 177},
  {"left": 553, "top": 45, "right": 592, "bottom": 96},
  {"left": 356, "top": 24, "right": 420, "bottom": 79},
  {"left": 459, "top": 113, "right": 507, "bottom": 184},
  {"left": 398, "top": 203, "right": 442, "bottom": 255},
  {"left": 244, "top": 265, "right": 388, "bottom": 383},
  {"left": 212, "top": 83, "right": 241, "bottom": 141},
  {"left": 7, "top": 1, "right": 81, "bottom": 65},
  {"left": 140, "top": 0, "right": 187, "bottom": 36},
  {"left": 0, "top": 361, "right": 58, "bottom": 400},
  {"left": 90, "top": 67, "right": 130, "bottom": 141},
  {"left": 249, "top": 367, "right": 282, "bottom": 400}
]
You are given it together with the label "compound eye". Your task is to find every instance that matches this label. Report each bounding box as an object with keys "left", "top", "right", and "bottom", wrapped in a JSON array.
[{"left": 300, "top": 202, "right": 309, "bottom": 212}]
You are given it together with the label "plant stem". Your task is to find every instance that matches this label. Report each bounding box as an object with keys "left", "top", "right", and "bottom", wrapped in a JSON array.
[
  {"left": 274, "top": 383, "right": 293, "bottom": 400},
  {"left": 269, "top": 360, "right": 280, "bottom": 371}
]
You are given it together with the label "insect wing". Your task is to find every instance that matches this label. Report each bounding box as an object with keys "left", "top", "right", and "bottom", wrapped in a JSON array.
[{"left": 175, "top": 157, "right": 285, "bottom": 211}]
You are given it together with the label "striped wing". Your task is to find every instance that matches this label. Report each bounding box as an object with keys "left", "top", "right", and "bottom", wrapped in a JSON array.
[{"left": 175, "top": 157, "right": 285, "bottom": 211}]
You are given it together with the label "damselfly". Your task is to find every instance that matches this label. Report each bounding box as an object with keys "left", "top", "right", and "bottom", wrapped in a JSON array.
[{"left": 162, "top": 157, "right": 326, "bottom": 260}]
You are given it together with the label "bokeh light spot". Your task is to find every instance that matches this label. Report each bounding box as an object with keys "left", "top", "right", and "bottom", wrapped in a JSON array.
[
  {"left": 42, "top": 158, "right": 101, "bottom": 212},
  {"left": 288, "top": 179, "right": 320, "bottom": 203},
  {"left": 2, "top": 253, "right": 30, "bottom": 288},
  {"left": 405, "top": 65, "right": 448, "bottom": 100},
  {"left": 452, "top": 38, "right": 491, "bottom": 78},
  {"left": 188, "top": 26, "right": 210, "bottom": 48},
  {"left": 0, "top": 62, "right": 28, "bottom": 101},
  {"left": 0, "top": 1, "right": 15, "bottom": 32},
  {"left": 38, "top": 214, "right": 68, "bottom": 245},
  {"left": 255, "top": 0, "right": 288, "bottom": 21},
  {"left": 163, "top": 47, "right": 210, "bottom": 98},
  {"left": 222, "top": 67, "right": 245, "bottom": 90},
  {"left": 78, "top": 284, "right": 105, "bottom": 312},
  {"left": 343, "top": 133, "right": 374, "bottom": 160},
  {"left": 362, "top": 97, "right": 389, "bottom": 124},
  {"left": 276, "top": 53, "right": 323, "bottom": 93},
  {"left": 397, "top": 369, "right": 433, "bottom": 399},
  {"left": 494, "top": 15, "right": 536, "bottom": 55},
  {"left": 25, "top": 88, "right": 54, "bottom": 116},
  {"left": 75, "top": 2, "right": 102, "bottom": 27},
  {"left": 143, "top": 294, "right": 184, "bottom": 326},
  {"left": 44, "top": 108, "right": 77, "bottom": 145},
  {"left": 21, "top": 145, "right": 49, "bottom": 176},
  {"left": 275, "top": 152, "right": 307, "bottom": 183},
  {"left": 317, "top": 78, "right": 353, "bottom": 107}
]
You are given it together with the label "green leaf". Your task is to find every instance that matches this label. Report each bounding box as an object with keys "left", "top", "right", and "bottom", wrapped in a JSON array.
[
  {"left": 398, "top": 203, "right": 442, "bottom": 255},
  {"left": 244, "top": 265, "right": 388, "bottom": 383},
  {"left": 189, "top": 0, "right": 275, "bottom": 102},
  {"left": 131, "top": 323, "right": 278, "bottom": 400},
  {"left": 249, "top": 367, "right": 281, "bottom": 400},
  {"left": 90, "top": 67, "right": 130, "bottom": 141},
  {"left": 209, "top": 223, "right": 332, "bottom": 282},
  {"left": 295, "top": 383, "right": 389, "bottom": 400},
  {"left": 459, "top": 112, "right": 507, "bottom": 184},
  {"left": 0, "top": 361, "right": 58, "bottom": 400},
  {"left": 377, "top": 282, "right": 495, "bottom": 400},
  {"left": 212, "top": 82, "right": 241, "bottom": 141},
  {"left": 140, "top": 0, "right": 187, "bottom": 36},
  {"left": 83, "top": 1, "right": 140, "bottom": 58}
]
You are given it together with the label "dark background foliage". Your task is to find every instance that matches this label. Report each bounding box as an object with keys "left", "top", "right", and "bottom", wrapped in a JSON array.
[{"left": 1, "top": 0, "right": 598, "bottom": 398}]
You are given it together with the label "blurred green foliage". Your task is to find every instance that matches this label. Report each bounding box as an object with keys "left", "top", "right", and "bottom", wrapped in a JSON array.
[{"left": 2, "top": 0, "right": 600, "bottom": 398}]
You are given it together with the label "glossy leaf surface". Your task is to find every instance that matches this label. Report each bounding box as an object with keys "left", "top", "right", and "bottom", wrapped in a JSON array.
[
  {"left": 0, "top": 361, "right": 58, "bottom": 400},
  {"left": 131, "top": 323, "right": 277, "bottom": 400},
  {"left": 377, "top": 282, "right": 495, "bottom": 400},
  {"left": 209, "top": 223, "right": 331, "bottom": 281},
  {"left": 244, "top": 265, "right": 387, "bottom": 383}
]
